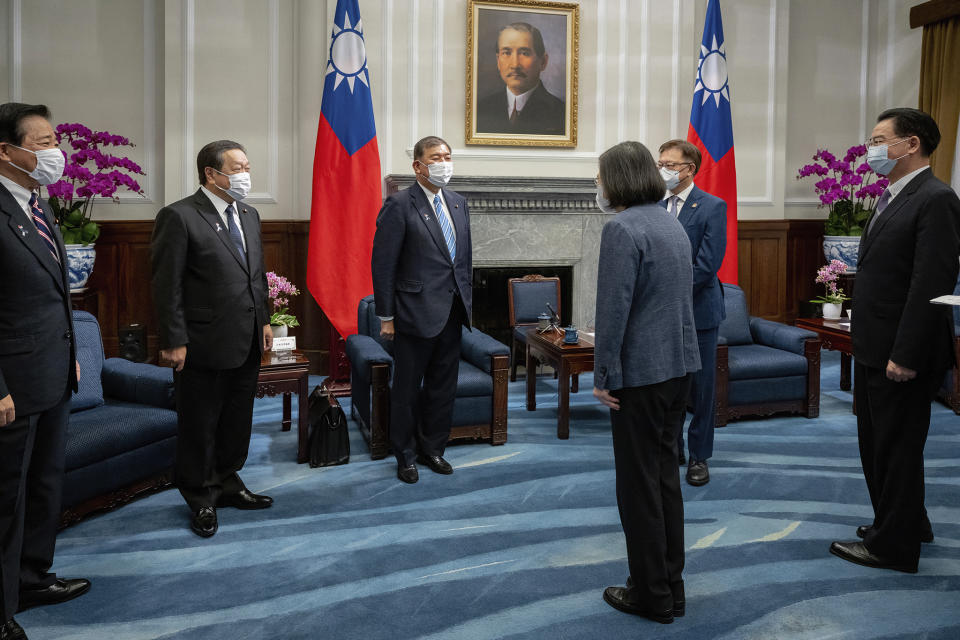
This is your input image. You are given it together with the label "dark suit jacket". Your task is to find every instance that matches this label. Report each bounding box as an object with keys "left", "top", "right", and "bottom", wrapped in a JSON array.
[
  {"left": 371, "top": 183, "right": 473, "bottom": 339},
  {"left": 662, "top": 186, "right": 727, "bottom": 331},
  {"left": 852, "top": 168, "right": 960, "bottom": 373},
  {"left": 476, "top": 82, "right": 565, "bottom": 136},
  {"left": 0, "top": 182, "right": 77, "bottom": 415},
  {"left": 151, "top": 189, "right": 270, "bottom": 371}
]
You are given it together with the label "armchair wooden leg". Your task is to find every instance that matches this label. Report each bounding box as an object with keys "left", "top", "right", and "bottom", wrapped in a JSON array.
[
  {"left": 571, "top": 374, "right": 579, "bottom": 393},
  {"left": 804, "top": 339, "right": 821, "bottom": 419},
  {"left": 370, "top": 363, "right": 390, "bottom": 460},
  {"left": 510, "top": 336, "right": 519, "bottom": 382},
  {"left": 491, "top": 353, "right": 509, "bottom": 445},
  {"left": 715, "top": 343, "right": 729, "bottom": 427}
]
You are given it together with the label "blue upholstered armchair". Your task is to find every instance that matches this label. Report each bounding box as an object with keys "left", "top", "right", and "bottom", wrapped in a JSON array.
[
  {"left": 345, "top": 295, "right": 510, "bottom": 459},
  {"left": 715, "top": 284, "right": 821, "bottom": 426},
  {"left": 937, "top": 274, "right": 960, "bottom": 415},
  {"left": 62, "top": 311, "right": 178, "bottom": 526}
]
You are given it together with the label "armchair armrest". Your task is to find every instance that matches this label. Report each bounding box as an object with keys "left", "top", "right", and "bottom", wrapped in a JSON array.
[
  {"left": 460, "top": 328, "right": 510, "bottom": 374},
  {"left": 749, "top": 318, "right": 818, "bottom": 355},
  {"left": 101, "top": 358, "right": 175, "bottom": 409},
  {"left": 717, "top": 335, "right": 728, "bottom": 346},
  {"left": 345, "top": 334, "right": 393, "bottom": 369}
]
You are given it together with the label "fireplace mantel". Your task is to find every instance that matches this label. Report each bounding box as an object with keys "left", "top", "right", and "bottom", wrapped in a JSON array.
[{"left": 384, "top": 175, "right": 597, "bottom": 214}]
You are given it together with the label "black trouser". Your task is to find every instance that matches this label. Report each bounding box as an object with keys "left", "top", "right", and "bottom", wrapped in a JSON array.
[
  {"left": 0, "top": 391, "right": 70, "bottom": 621},
  {"left": 679, "top": 327, "right": 718, "bottom": 462},
  {"left": 611, "top": 374, "right": 690, "bottom": 611},
  {"left": 174, "top": 334, "right": 261, "bottom": 513},
  {"left": 855, "top": 361, "right": 942, "bottom": 562},
  {"left": 390, "top": 300, "right": 464, "bottom": 467}
]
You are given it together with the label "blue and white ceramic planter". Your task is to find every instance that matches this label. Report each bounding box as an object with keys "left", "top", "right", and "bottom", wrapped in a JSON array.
[
  {"left": 65, "top": 243, "right": 96, "bottom": 292},
  {"left": 822, "top": 235, "right": 860, "bottom": 273}
]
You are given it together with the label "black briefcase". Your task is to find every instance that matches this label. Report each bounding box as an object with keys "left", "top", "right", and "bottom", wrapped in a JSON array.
[{"left": 307, "top": 384, "right": 350, "bottom": 467}]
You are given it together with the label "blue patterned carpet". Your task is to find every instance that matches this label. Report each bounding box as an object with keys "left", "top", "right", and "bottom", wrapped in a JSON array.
[{"left": 17, "top": 352, "right": 960, "bottom": 639}]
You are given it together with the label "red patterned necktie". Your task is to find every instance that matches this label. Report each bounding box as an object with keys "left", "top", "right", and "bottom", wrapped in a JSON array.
[{"left": 28, "top": 192, "right": 60, "bottom": 264}]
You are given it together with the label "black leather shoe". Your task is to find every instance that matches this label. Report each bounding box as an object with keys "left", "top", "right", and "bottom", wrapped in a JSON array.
[
  {"left": 856, "top": 524, "right": 933, "bottom": 544},
  {"left": 397, "top": 464, "right": 419, "bottom": 484},
  {"left": 217, "top": 489, "right": 273, "bottom": 510},
  {"left": 686, "top": 460, "right": 709, "bottom": 486},
  {"left": 416, "top": 454, "right": 454, "bottom": 475},
  {"left": 191, "top": 507, "right": 218, "bottom": 537},
  {"left": 2, "top": 618, "right": 27, "bottom": 639},
  {"left": 678, "top": 451, "right": 686, "bottom": 466},
  {"left": 602, "top": 587, "right": 673, "bottom": 623},
  {"left": 17, "top": 578, "right": 90, "bottom": 612},
  {"left": 671, "top": 581, "right": 685, "bottom": 617},
  {"left": 829, "top": 540, "right": 917, "bottom": 573}
]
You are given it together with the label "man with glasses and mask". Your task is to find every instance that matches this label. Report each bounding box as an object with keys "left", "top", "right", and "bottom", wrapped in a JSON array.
[
  {"left": 0, "top": 102, "right": 90, "bottom": 640},
  {"left": 151, "top": 140, "right": 273, "bottom": 538},
  {"left": 657, "top": 140, "right": 727, "bottom": 487},
  {"left": 372, "top": 136, "right": 472, "bottom": 484},
  {"left": 829, "top": 108, "right": 959, "bottom": 574}
]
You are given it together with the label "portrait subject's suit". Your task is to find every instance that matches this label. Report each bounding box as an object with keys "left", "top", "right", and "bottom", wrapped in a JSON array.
[
  {"left": 851, "top": 167, "right": 960, "bottom": 565},
  {"left": 151, "top": 189, "right": 270, "bottom": 512},
  {"left": 476, "top": 82, "right": 565, "bottom": 136},
  {"left": 661, "top": 185, "right": 727, "bottom": 462},
  {"left": 0, "top": 181, "right": 77, "bottom": 621},
  {"left": 371, "top": 183, "right": 473, "bottom": 466}
]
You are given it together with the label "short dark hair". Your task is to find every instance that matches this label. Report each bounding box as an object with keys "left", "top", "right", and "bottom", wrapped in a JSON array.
[
  {"left": 0, "top": 102, "right": 52, "bottom": 145},
  {"left": 413, "top": 136, "right": 450, "bottom": 161},
  {"left": 658, "top": 139, "right": 702, "bottom": 174},
  {"left": 495, "top": 22, "right": 546, "bottom": 58},
  {"left": 877, "top": 107, "right": 940, "bottom": 157},
  {"left": 197, "top": 140, "right": 245, "bottom": 185},
  {"left": 599, "top": 141, "right": 665, "bottom": 209}
]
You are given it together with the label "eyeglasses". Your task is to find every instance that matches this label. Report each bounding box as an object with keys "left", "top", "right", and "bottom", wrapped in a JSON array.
[
  {"left": 864, "top": 136, "right": 906, "bottom": 147},
  {"left": 656, "top": 161, "right": 691, "bottom": 170}
]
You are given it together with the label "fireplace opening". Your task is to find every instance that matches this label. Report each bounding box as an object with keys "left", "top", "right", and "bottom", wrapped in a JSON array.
[{"left": 471, "top": 266, "right": 574, "bottom": 348}]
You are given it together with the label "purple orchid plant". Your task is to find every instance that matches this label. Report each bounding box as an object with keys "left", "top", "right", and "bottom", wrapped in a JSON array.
[
  {"left": 46, "top": 123, "right": 146, "bottom": 246},
  {"left": 796, "top": 145, "right": 888, "bottom": 236},
  {"left": 811, "top": 259, "right": 850, "bottom": 304},
  {"left": 266, "top": 271, "right": 301, "bottom": 328}
]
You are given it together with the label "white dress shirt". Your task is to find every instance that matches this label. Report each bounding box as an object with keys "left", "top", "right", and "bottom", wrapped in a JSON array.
[
  {"left": 0, "top": 174, "right": 36, "bottom": 222},
  {"left": 666, "top": 181, "right": 696, "bottom": 217},
  {"left": 506, "top": 85, "right": 537, "bottom": 119},
  {"left": 201, "top": 185, "right": 246, "bottom": 251},
  {"left": 885, "top": 165, "right": 930, "bottom": 204},
  {"left": 418, "top": 181, "right": 456, "bottom": 240}
]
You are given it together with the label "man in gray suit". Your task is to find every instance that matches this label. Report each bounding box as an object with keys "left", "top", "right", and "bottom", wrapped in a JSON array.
[
  {"left": 0, "top": 102, "right": 90, "bottom": 640},
  {"left": 371, "top": 136, "right": 473, "bottom": 484},
  {"left": 151, "top": 140, "right": 274, "bottom": 538}
]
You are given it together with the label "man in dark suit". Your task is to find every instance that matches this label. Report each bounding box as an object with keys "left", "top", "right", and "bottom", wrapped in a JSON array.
[
  {"left": 0, "top": 102, "right": 90, "bottom": 640},
  {"left": 830, "top": 108, "right": 960, "bottom": 573},
  {"left": 372, "top": 136, "right": 473, "bottom": 484},
  {"left": 658, "top": 140, "right": 727, "bottom": 487},
  {"left": 151, "top": 140, "right": 274, "bottom": 538},
  {"left": 476, "top": 22, "right": 565, "bottom": 136}
]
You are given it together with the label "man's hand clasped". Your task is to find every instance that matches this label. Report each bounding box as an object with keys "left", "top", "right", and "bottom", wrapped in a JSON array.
[
  {"left": 593, "top": 387, "right": 620, "bottom": 410},
  {"left": 161, "top": 345, "right": 187, "bottom": 372},
  {"left": 380, "top": 319, "right": 395, "bottom": 340}
]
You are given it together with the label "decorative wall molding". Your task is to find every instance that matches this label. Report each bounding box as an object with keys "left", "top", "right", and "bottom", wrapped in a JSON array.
[
  {"left": 595, "top": 0, "right": 606, "bottom": 150},
  {"left": 409, "top": 0, "right": 420, "bottom": 146},
  {"left": 670, "top": 0, "right": 681, "bottom": 137},
  {"left": 381, "top": 0, "right": 393, "bottom": 174},
  {"left": 182, "top": 0, "right": 195, "bottom": 198},
  {"left": 8, "top": 0, "right": 21, "bottom": 101},
  {"left": 433, "top": 0, "right": 443, "bottom": 136}
]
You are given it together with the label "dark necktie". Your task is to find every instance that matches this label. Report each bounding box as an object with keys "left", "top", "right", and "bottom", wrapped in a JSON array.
[
  {"left": 509, "top": 102, "right": 518, "bottom": 124},
  {"left": 866, "top": 188, "right": 891, "bottom": 236},
  {"left": 28, "top": 192, "right": 60, "bottom": 264},
  {"left": 225, "top": 204, "right": 245, "bottom": 257}
]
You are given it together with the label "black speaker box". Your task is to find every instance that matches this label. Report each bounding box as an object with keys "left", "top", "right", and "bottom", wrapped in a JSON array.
[{"left": 119, "top": 324, "right": 147, "bottom": 362}]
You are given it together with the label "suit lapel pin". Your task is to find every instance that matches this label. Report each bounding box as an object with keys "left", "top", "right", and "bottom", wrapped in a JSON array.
[
  {"left": 17, "top": 224, "right": 28, "bottom": 237},
  {"left": 691, "top": 203, "right": 698, "bottom": 208},
  {"left": 216, "top": 222, "right": 223, "bottom": 232},
  {"left": 454, "top": 204, "right": 459, "bottom": 208},
  {"left": 242, "top": 208, "right": 248, "bottom": 214}
]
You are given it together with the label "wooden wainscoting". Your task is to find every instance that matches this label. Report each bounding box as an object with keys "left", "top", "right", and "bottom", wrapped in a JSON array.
[
  {"left": 736, "top": 220, "right": 825, "bottom": 323},
  {"left": 86, "top": 220, "right": 331, "bottom": 373}
]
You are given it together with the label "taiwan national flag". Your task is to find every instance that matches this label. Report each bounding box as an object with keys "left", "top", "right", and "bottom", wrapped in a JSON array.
[
  {"left": 687, "top": 0, "right": 737, "bottom": 284},
  {"left": 307, "top": 0, "right": 382, "bottom": 338}
]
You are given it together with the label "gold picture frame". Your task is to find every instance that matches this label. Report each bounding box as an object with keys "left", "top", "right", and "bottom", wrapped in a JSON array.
[{"left": 466, "top": 0, "right": 579, "bottom": 147}]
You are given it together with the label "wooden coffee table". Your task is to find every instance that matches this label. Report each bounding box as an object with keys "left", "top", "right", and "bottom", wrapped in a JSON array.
[
  {"left": 795, "top": 318, "right": 853, "bottom": 390},
  {"left": 257, "top": 350, "right": 311, "bottom": 463},
  {"left": 525, "top": 328, "right": 595, "bottom": 439}
]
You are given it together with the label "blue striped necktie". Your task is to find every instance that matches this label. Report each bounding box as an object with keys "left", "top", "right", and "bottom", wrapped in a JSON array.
[
  {"left": 433, "top": 194, "right": 456, "bottom": 260},
  {"left": 226, "top": 204, "right": 245, "bottom": 257},
  {"left": 28, "top": 192, "right": 60, "bottom": 264}
]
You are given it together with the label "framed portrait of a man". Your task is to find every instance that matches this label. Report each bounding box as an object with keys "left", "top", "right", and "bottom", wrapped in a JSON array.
[{"left": 466, "top": 0, "right": 579, "bottom": 147}]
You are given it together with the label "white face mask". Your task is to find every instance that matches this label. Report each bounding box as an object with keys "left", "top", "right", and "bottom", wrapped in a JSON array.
[
  {"left": 596, "top": 188, "right": 616, "bottom": 214},
  {"left": 9, "top": 145, "right": 65, "bottom": 185},
  {"left": 214, "top": 169, "right": 252, "bottom": 201},
  {"left": 419, "top": 160, "right": 454, "bottom": 188},
  {"left": 866, "top": 138, "right": 908, "bottom": 177},
  {"left": 659, "top": 166, "right": 681, "bottom": 191}
]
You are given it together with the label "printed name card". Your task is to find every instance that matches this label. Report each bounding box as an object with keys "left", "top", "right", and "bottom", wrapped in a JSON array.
[{"left": 273, "top": 337, "right": 297, "bottom": 352}]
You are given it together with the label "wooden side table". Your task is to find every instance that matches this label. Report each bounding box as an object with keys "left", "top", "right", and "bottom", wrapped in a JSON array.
[
  {"left": 525, "top": 328, "right": 595, "bottom": 439},
  {"left": 795, "top": 317, "right": 853, "bottom": 390},
  {"left": 257, "top": 350, "right": 311, "bottom": 463}
]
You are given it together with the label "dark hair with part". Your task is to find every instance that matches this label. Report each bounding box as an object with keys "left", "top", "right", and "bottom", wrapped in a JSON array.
[
  {"left": 658, "top": 139, "right": 702, "bottom": 174},
  {"left": 196, "top": 140, "right": 245, "bottom": 185},
  {"left": 877, "top": 107, "right": 940, "bottom": 157},
  {"left": 0, "top": 102, "right": 52, "bottom": 145},
  {"left": 413, "top": 136, "right": 450, "bottom": 161},
  {"left": 599, "top": 141, "right": 665, "bottom": 209},
  {"left": 495, "top": 22, "right": 546, "bottom": 58}
]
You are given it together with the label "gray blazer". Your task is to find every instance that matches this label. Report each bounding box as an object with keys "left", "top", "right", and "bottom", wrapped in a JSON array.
[{"left": 594, "top": 203, "right": 701, "bottom": 390}]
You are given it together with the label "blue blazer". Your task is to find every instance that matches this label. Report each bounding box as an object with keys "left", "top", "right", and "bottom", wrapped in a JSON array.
[
  {"left": 594, "top": 203, "right": 701, "bottom": 391},
  {"left": 372, "top": 183, "right": 473, "bottom": 339},
  {"left": 662, "top": 185, "right": 727, "bottom": 331}
]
